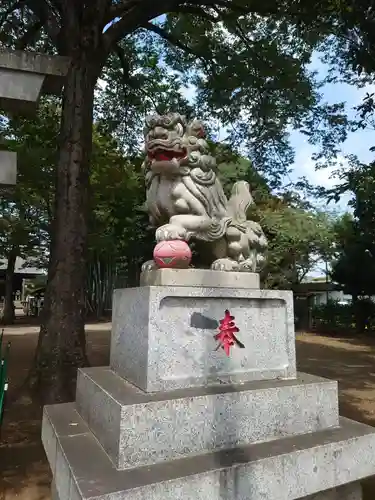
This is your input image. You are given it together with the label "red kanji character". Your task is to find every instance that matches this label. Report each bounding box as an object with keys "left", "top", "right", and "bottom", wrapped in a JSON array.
[{"left": 214, "top": 310, "right": 244, "bottom": 356}]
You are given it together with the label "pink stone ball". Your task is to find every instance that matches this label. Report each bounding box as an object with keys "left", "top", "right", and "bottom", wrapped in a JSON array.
[{"left": 153, "top": 240, "right": 192, "bottom": 269}]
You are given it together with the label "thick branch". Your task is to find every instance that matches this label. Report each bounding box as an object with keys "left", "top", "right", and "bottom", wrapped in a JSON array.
[
  {"left": 114, "top": 43, "right": 132, "bottom": 83},
  {"left": 104, "top": 0, "right": 139, "bottom": 25},
  {"left": 102, "top": 0, "right": 262, "bottom": 50},
  {"left": 24, "top": 0, "right": 61, "bottom": 43},
  {"left": 144, "top": 21, "right": 204, "bottom": 59},
  {"left": 103, "top": 1, "right": 178, "bottom": 48},
  {"left": 105, "top": 0, "right": 249, "bottom": 24},
  {"left": 15, "top": 18, "right": 44, "bottom": 49},
  {"left": 96, "top": 0, "right": 112, "bottom": 26}
]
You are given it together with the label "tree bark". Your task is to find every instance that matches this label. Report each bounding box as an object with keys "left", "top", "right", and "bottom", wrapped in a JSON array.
[
  {"left": 30, "top": 48, "right": 100, "bottom": 404},
  {"left": 1, "top": 245, "right": 18, "bottom": 325}
]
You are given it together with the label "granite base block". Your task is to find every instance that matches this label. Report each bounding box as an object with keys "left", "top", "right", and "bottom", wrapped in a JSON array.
[
  {"left": 43, "top": 404, "right": 374, "bottom": 500},
  {"left": 303, "top": 483, "right": 361, "bottom": 499},
  {"left": 140, "top": 268, "right": 260, "bottom": 289},
  {"left": 76, "top": 367, "right": 339, "bottom": 470},
  {"left": 110, "top": 286, "right": 296, "bottom": 392}
]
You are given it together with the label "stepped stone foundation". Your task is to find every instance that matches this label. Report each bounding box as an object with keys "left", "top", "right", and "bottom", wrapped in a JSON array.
[{"left": 42, "top": 269, "right": 375, "bottom": 499}]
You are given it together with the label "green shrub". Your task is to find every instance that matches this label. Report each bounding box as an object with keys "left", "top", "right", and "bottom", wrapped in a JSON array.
[{"left": 312, "top": 299, "right": 375, "bottom": 334}]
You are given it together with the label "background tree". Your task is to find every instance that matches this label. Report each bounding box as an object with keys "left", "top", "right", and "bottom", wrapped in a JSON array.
[
  {"left": 217, "top": 156, "right": 337, "bottom": 288},
  {"left": 0, "top": 101, "right": 57, "bottom": 323},
  {"left": 331, "top": 214, "right": 375, "bottom": 297},
  {"left": 0, "top": 98, "right": 155, "bottom": 321},
  {"left": 86, "top": 129, "right": 154, "bottom": 316},
  {"left": 290, "top": 0, "right": 375, "bottom": 168},
  {"left": 330, "top": 214, "right": 375, "bottom": 333},
  {"left": 258, "top": 204, "right": 336, "bottom": 288},
  {"left": 0, "top": 209, "right": 39, "bottom": 324},
  {"left": 0, "top": 0, "right": 355, "bottom": 402},
  {"left": 330, "top": 161, "right": 375, "bottom": 297}
]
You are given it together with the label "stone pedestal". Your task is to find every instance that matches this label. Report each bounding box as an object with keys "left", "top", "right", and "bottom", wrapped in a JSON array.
[
  {"left": 111, "top": 286, "right": 296, "bottom": 391},
  {"left": 42, "top": 270, "right": 375, "bottom": 499},
  {"left": 139, "top": 268, "right": 260, "bottom": 288}
]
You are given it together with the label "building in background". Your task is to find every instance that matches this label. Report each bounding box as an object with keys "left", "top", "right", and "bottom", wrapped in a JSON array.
[
  {"left": 0, "top": 257, "right": 46, "bottom": 301},
  {"left": 294, "top": 280, "right": 352, "bottom": 306}
]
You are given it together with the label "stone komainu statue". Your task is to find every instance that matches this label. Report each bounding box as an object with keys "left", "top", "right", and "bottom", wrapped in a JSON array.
[{"left": 141, "top": 113, "right": 268, "bottom": 272}]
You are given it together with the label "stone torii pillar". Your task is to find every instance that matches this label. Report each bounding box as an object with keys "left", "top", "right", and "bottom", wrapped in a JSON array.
[{"left": 0, "top": 50, "right": 69, "bottom": 187}]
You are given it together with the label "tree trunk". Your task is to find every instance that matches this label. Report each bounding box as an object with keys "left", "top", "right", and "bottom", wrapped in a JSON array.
[
  {"left": 1, "top": 245, "right": 18, "bottom": 325},
  {"left": 352, "top": 294, "right": 363, "bottom": 334},
  {"left": 30, "top": 51, "right": 99, "bottom": 404}
]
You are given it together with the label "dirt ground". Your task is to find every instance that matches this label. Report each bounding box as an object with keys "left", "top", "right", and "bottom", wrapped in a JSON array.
[
  {"left": 0, "top": 322, "right": 111, "bottom": 500},
  {"left": 1, "top": 327, "right": 375, "bottom": 499}
]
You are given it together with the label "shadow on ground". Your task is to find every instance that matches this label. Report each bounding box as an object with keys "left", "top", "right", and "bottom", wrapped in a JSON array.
[
  {"left": 0, "top": 326, "right": 111, "bottom": 500},
  {"left": 297, "top": 332, "right": 375, "bottom": 499},
  {"left": 296, "top": 333, "right": 375, "bottom": 426}
]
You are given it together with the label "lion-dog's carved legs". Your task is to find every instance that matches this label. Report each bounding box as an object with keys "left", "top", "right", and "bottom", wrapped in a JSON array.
[
  {"left": 147, "top": 215, "right": 259, "bottom": 272},
  {"left": 155, "top": 214, "right": 213, "bottom": 242},
  {"left": 210, "top": 230, "right": 256, "bottom": 272},
  {"left": 225, "top": 227, "right": 258, "bottom": 272},
  {"left": 209, "top": 237, "right": 238, "bottom": 272}
]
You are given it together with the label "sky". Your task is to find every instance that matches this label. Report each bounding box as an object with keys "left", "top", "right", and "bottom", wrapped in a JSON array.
[
  {"left": 284, "top": 55, "right": 375, "bottom": 274},
  {"left": 182, "top": 53, "right": 375, "bottom": 213},
  {"left": 180, "top": 52, "right": 375, "bottom": 277},
  {"left": 289, "top": 56, "right": 375, "bottom": 211},
  {"left": 101, "top": 24, "right": 375, "bottom": 275},
  {"left": 107, "top": 14, "right": 375, "bottom": 213},
  {"left": 109, "top": 13, "right": 375, "bottom": 211}
]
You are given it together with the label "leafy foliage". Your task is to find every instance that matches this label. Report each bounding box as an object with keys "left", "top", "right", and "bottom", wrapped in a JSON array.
[
  {"left": 259, "top": 205, "right": 336, "bottom": 288},
  {"left": 0, "top": 1, "right": 366, "bottom": 189},
  {"left": 0, "top": 0, "right": 359, "bottom": 400},
  {"left": 328, "top": 161, "right": 375, "bottom": 301},
  {"left": 0, "top": 100, "right": 153, "bottom": 316},
  {"left": 294, "top": 0, "right": 375, "bottom": 79},
  {"left": 311, "top": 299, "right": 375, "bottom": 335},
  {"left": 291, "top": 0, "right": 375, "bottom": 161},
  {"left": 331, "top": 193, "right": 375, "bottom": 298},
  {"left": 96, "top": 9, "right": 353, "bottom": 188},
  {"left": 87, "top": 129, "right": 154, "bottom": 314},
  {"left": 0, "top": 99, "right": 58, "bottom": 268},
  {"left": 95, "top": 38, "right": 195, "bottom": 154}
]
